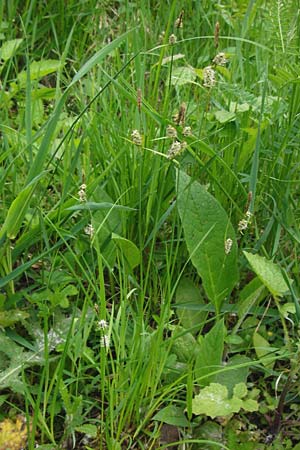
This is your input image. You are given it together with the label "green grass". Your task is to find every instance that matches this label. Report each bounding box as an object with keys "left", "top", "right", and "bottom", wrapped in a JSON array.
[{"left": 1, "top": 1, "right": 300, "bottom": 449}]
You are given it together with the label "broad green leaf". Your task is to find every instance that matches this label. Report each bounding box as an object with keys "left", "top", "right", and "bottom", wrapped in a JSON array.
[
  {"left": 177, "top": 170, "right": 238, "bottom": 311},
  {"left": 233, "top": 382, "right": 247, "bottom": 399},
  {"left": 0, "top": 332, "right": 36, "bottom": 393},
  {"left": 195, "top": 421, "right": 223, "bottom": 449},
  {"left": 0, "top": 172, "right": 44, "bottom": 240},
  {"left": 153, "top": 405, "right": 189, "bottom": 427},
  {"left": 233, "top": 277, "right": 266, "bottom": 332},
  {"left": 17, "top": 59, "right": 61, "bottom": 86},
  {"left": 171, "top": 66, "right": 196, "bottom": 86},
  {"left": 111, "top": 233, "right": 140, "bottom": 270},
  {"left": 0, "top": 38, "right": 23, "bottom": 61},
  {"left": 243, "top": 251, "right": 289, "bottom": 297},
  {"left": 161, "top": 53, "right": 185, "bottom": 65},
  {"left": 214, "top": 110, "right": 236, "bottom": 123},
  {"left": 175, "top": 277, "right": 207, "bottom": 332},
  {"left": 215, "top": 355, "right": 251, "bottom": 396},
  {"left": 195, "top": 319, "right": 225, "bottom": 385},
  {"left": 75, "top": 424, "right": 98, "bottom": 437},
  {"left": 192, "top": 383, "right": 258, "bottom": 418},
  {"left": 192, "top": 383, "right": 242, "bottom": 418},
  {"left": 171, "top": 328, "right": 199, "bottom": 363},
  {"left": 0, "top": 310, "right": 29, "bottom": 328},
  {"left": 48, "top": 285, "right": 78, "bottom": 308},
  {"left": 253, "top": 332, "right": 276, "bottom": 369}
]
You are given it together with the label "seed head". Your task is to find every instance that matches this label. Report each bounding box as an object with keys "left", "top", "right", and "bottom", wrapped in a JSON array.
[
  {"left": 84, "top": 223, "right": 95, "bottom": 237},
  {"left": 100, "top": 334, "right": 110, "bottom": 348},
  {"left": 169, "top": 34, "right": 177, "bottom": 45},
  {"left": 131, "top": 129, "right": 142, "bottom": 146},
  {"left": 167, "top": 141, "right": 183, "bottom": 160},
  {"left": 158, "top": 30, "right": 165, "bottom": 44},
  {"left": 175, "top": 10, "right": 184, "bottom": 29},
  {"left": 224, "top": 238, "right": 233, "bottom": 254},
  {"left": 97, "top": 319, "right": 108, "bottom": 330},
  {"left": 214, "top": 21, "right": 220, "bottom": 48},
  {"left": 182, "top": 126, "right": 192, "bottom": 136},
  {"left": 213, "top": 52, "right": 228, "bottom": 66},
  {"left": 238, "top": 219, "right": 248, "bottom": 233},
  {"left": 166, "top": 125, "right": 177, "bottom": 138},
  {"left": 203, "top": 66, "right": 216, "bottom": 88},
  {"left": 78, "top": 183, "right": 87, "bottom": 202}
]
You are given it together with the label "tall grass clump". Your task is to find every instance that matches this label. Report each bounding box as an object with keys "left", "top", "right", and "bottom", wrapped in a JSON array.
[{"left": 1, "top": 1, "right": 300, "bottom": 449}]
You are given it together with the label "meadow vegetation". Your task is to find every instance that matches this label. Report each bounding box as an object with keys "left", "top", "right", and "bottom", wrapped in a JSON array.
[{"left": 1, "top": 1, "right": 300, "bottom": 449}]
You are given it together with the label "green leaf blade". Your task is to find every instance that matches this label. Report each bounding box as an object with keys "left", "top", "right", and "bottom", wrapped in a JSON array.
[
  {"left": 177, "top": 170, "right": 239, "bottom": 311},
  {"left": 243, "top": 251, "right": 289, "bottom": 297}
]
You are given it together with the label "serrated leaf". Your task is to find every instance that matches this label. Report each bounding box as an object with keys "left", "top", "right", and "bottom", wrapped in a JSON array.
[
  {"left": 153, "top": 405, "right": 189, "bottom": 427},
  {"left": 243, "top": 251, "right": 289, "bottom": 297},
  {"left": 177, "top": 170, "right": 238, "bottom": 311},
  {"left": 171, "top": 66, "right": 196, "bottom": 86},
  {"left": 0, "top": 38, "right": 23, "bottom": 61}
]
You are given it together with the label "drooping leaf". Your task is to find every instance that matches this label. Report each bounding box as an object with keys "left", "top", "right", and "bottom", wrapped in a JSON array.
[
  {"left": 153, "top": 405, "right": 189, "bottom": 427},
  {"left": 171, "top": 66, "right": 196, "bottom": 86},
  {"left": 253, "top": 332, "right": 277, "bottom": 369},
  {"left": 243, "top": 251, "right": 290, "bottom": 297},
  {"left": 111, "top": 233, "right": 140, "bottom": 270},
  {"left": 175, "top": 277, "right": 207, "bottom": 332},
  {"left": 233, "top": 277, "right": 266, "bottom": 332},
  {"left": 171, "top": 328, "right": 199, "bottom": 363},
  {"left": 195, "top": 319, "right": 225, "bottom": 385},
  {"left": 214, "top": 110, "right": 236, "bottom": 123},
  {"left": 75, "top": 424, "right": 98, "bottom": 438},
  {"left": 0, "top": 38, "right": 23, "bottom": 61},
  {"left": 0, "top": 172, "right": 44, "bottom": 240},
  {"left": 177, "top": 170, "right": 238, "bottom": 311},
  {"left": 17, "top": 59, "right": 62, "bottom": 86}
]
